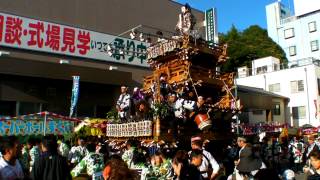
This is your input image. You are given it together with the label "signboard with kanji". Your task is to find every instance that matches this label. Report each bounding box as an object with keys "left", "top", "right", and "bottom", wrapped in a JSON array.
[
  {"left": 205, "top": 8, "right": 218, "bottom": 44},
  {"left": 0, "top": 119, "right": 75, "bottom": 136},
  {"left": 0, "top": 12, "right": 148, "bottom": 67}
]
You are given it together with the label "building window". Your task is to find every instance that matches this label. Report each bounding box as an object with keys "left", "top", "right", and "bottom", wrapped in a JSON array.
[
  {"left": 289, "top": 46, "right": 296, "bottom": 56},
  {"left": 311, "top": 40, "right": 319, "bottom": 52},
  {"left": 291, "top": 80, "right": 304, "bottom": 93},
  {"left": 252, "top": 109, "right": 263, "bottom": 115},
  {"left": 309, "top": 21, "right": 317, "bottom": 33},
  {"left": 273, "top": 103, "right": 281, "bottom": 115},
  {"left": 269, "top": 83, "right": 280, "bottom": 92},
  {"left": 256, "top": 65, "right": 267, "bottom": 74},
  {"left": 292, "top": 106, "right": 306, "bottom": 119},
  {"left": 284, "top": 28, "right": 295, "bottom": 39}
]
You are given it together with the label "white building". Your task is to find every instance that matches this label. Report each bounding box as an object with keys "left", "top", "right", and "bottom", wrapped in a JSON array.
[
  {"left": 236, "top": 56, "right": 320, "bottom": 127},
  {"left": 266, "top": 1, "right": 320, "bottom": 62}
]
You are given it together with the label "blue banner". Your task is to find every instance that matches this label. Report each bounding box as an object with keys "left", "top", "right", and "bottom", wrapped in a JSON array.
[{"left": 69, "top": 76, "right": 80, "bottom": 117}]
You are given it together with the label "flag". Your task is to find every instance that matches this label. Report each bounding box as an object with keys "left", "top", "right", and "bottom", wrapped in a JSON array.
[{"left": 69, "top": 76, "right": 80, "bottom": 117}]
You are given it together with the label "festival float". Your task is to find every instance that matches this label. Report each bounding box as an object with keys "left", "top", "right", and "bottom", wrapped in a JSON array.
[{"left": 105, "top": 4, "right": 241, "bottom": 142}]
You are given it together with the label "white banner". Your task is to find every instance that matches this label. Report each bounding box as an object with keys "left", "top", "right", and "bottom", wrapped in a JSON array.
[{"left": 0, "top": 12, "right": 149, "bottom": 67}]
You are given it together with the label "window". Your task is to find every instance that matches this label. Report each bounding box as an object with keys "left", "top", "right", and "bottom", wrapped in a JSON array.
[
  {"left": 252, "top": 109, "right": 263, "bottom": 115},
  {"left": 289, "top": 46, "right": 296, "bottom": 56},
  {"left": 284, "top": 28, "right": 295, "bottom": 39},
  {"left": 291, "top": 80, "right": 304, "bottom": 93},
  {"left": 256, "top": 65, "right": 267, "bottom": 74},
  {"left": 309, "top": 21, "right": 317, "bottom": 33},
  {"left": 273, "top": 103, "right": 281, "bottom": 115},
  {"left": 311, "top": 40, "right": 319, "bottom": 52},
  {"left": 292, "top": 106, "right": 306, "bottom": 119},
  {"left": 269, "top": 83, "right": 280, "bottom": 92}
]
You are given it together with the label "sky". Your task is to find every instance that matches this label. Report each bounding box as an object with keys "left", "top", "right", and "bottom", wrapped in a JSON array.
[{"left": 176, "top": 0, "right": 294, "bottom": 33}]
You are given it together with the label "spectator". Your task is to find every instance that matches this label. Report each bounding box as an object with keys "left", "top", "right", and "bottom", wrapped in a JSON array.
[
  {"left": 103, "top": 158, "right": 137, "bottom": 180},
  {"left": 0, "top": 136, "right": 24, "bottom": 180},
  {"left": 304, "top": 150, "right": 320, "bottom": 180},
  {"left": 71, "top": 143, "right": 104, "bottom": 180},
  {"left": 172, "top": 150, "right": 202, "bottom": 180},
  {"left": 31, "top": 135, "right": 71, "bottom": 180},
  {"left": 68, "top": 137, "right": 88, "bottom": 166},
  {"left": 190, "top": 135, "right": 220, "bottom": 179}
]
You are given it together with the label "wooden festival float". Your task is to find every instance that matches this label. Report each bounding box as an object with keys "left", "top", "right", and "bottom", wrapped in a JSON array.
[
  {"left": 104, "top": 4, "right": 241, "bottom": 142},
  {"left": 143, "top": 33, "right": 241, "bottom": 141}
]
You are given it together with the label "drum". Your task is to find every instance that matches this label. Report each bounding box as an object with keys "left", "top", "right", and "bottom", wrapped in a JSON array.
[{"left": 194, "top": 114, "right": 212, "bottom": 130}]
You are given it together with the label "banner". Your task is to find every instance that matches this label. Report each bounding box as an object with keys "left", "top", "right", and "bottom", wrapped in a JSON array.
[
  {"left": 0, "top": 119, "right": 75, "bottom": 136},
  {"left": 69, "top": 76, "right": 80, "bottom": 117},
  {"left": 0, "top": 12, "right": 148, "bottom": 67},
  {"left": 205, "top": 8, "right": 218, "bottom": 44}
]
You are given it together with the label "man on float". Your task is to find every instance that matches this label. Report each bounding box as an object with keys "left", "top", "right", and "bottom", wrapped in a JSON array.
[
  {"left": 175, "top": 3, "right": 195, "bottom": 36},
  {"left": 116, "top": 85, "right": 131, "bottom": 123}
]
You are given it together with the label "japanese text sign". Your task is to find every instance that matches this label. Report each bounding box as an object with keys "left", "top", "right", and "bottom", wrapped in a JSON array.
[
  {"left": 0, "top": 119, "right": 75, "bottom": 136},
  {"left": 0, "top": 12, "right": 148, "bottom": 67}
]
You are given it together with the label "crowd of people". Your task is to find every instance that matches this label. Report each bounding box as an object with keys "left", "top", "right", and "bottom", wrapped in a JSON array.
[{"left": 2, "top": 133, "right": 320, "bottom": 180}]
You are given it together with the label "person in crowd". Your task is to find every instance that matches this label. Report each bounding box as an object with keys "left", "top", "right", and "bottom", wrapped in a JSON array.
[
  {"left": 190, "top": 135, "right": 220, "bottom": 180},
  {"left": 172, "top": 150, "right": 202, "bottom": 180},
  {"left": 305, "top": 136, "right": 320, "bottom": 162},
  {"left": 0, "top": 136, "right": 24, "bottom": 180},
  {"left": 97, "top": 142, "right": 110, "bottom": 164},
  {"left": 304, "top": 150, "right": 320, "bottom": 180},
  {"left": 290, "top": 137, "right": 304, "bottom": 173},
  {"left": 260, "top": 137, "right": 269, "bottom": 166},
  {"left": 103, "top": 157, "right": 137, "bottom": 180},
  {"left": 236, "top": 136, "right": 265, "bottom": 179},
  {"left": 130, "top": 145, "right": 149, "bottom": 180},
  {"left": 20, "top": 142, "right": 30, "bottom": 176},
  {"left": 57, "top": 135, "right": 70, "bottom": 158},
  {"left": 68, "top": 137, "right": 89, "bottom": 166},
  {"left": 146, "top": 151, "right": 173, "bottom": 179},
  {"left": 71, "top": 142, "right": 105, "bottom": 180},
  {"left": 27, "top": 137, "right": 40, "bottom": 173},
  {"left": 122, "top": 140, "right": 137, "bottom": 168},
  {"left": 30, "top": 135, "right": 71, "bottom": 180},
  {"left": 116, "top": 85, "right": 131, "bottom": 122}
]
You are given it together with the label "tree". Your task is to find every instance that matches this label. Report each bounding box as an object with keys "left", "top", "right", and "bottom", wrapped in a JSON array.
[{"left": 219, "top": 25, "right": 287, "bottom": 72}]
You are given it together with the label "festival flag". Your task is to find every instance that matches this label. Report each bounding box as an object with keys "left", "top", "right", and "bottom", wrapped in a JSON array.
[{"left": 69, "top": 76, "right": 80, "bottom": 117}]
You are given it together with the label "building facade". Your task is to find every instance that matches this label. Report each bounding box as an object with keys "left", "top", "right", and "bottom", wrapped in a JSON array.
[
  {"left": 237, "top": 57, "right": 320, "bottom": 127},
  {"left": 0, "top": 0, "right": 205, "bottom": 117},
  {"left": 237, "top": 85, "right": 289, "bottom": 125},
  {"left": 266, "top": 1, "right": 320, "bottom": 62}
]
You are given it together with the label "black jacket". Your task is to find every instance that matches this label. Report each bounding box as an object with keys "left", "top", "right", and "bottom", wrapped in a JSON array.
[{"left": 31, "top": 152, "right": 72, "bottom": 180}]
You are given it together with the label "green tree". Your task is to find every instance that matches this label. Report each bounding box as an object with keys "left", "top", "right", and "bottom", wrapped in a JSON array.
[{"left": 219, "top": 25, "right": 287, "bottom": 72}]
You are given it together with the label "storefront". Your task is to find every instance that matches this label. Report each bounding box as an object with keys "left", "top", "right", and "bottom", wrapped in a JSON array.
[{"left": 0, "top": 0, "right": 205, "bottom": 117}]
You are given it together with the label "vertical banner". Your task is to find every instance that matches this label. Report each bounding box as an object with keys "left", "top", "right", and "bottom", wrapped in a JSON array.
[
  {"left": 69, "top": 76, "right": 80, "bottom": 117},
  {"left": 205, "top": 8, "right": 218, "bottom": 44}
]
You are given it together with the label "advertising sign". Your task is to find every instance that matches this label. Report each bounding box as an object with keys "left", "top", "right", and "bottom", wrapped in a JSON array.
[{"left": 0, "top": 12, "right": 148, "bottom": 67}]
